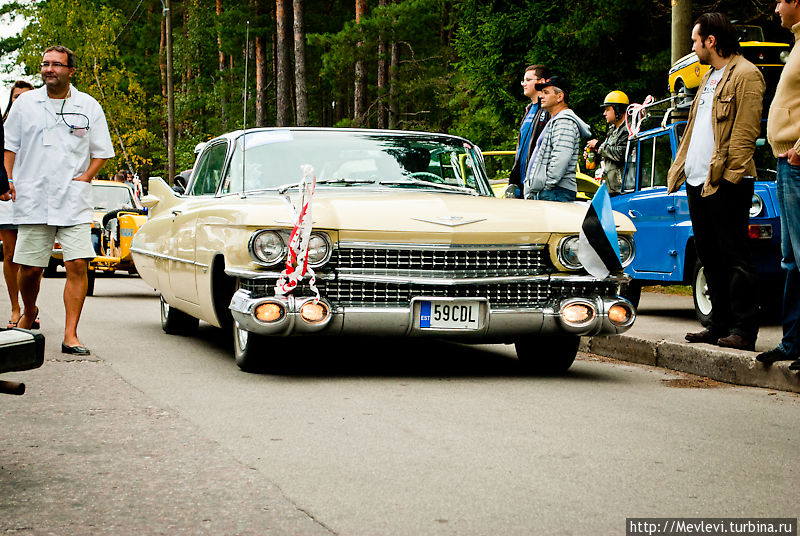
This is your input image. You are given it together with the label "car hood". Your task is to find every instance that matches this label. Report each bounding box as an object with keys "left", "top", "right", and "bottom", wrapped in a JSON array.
[{"left": 197, "top": 189, "right": 635, "bottom": 241}]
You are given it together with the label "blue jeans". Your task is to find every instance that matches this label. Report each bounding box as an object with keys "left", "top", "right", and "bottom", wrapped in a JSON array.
[
  {"left": 537, "top": 186, "right": 576, "bottom": 203},
  {"left": 776, "top": 158, "right": 800, "bottom": 357}
]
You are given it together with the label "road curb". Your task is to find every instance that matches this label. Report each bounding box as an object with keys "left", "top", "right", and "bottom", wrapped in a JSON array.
[{"left": 582, "top": 335, "right": 800, "bottom": 394}]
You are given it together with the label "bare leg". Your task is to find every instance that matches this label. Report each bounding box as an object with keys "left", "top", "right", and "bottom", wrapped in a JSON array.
[
  {"left": 63, "top": 258, "right": 88, "bottom": 347},
  {"left": 18, "top": 265, "right": 43, "bottom": 330},
  {"left": 0, "top": 229, "right": 21, "bottom": 325}
]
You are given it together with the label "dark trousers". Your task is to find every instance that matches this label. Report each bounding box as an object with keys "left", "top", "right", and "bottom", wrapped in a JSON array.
[{"left": 686, "top": 179, "right": 760, "bottom": 339}]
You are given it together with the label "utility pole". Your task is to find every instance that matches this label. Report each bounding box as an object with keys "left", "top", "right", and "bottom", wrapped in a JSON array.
[
  {"left": 671, "top": 0, "right": 692, "bottom": 64},
  {"left": 162, "top": 0, "right": 175, "bottom": 185}
]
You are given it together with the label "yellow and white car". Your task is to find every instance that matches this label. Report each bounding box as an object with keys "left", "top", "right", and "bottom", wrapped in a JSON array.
[
  {"left": 131, "top": 128, "right": 637, "bottom": 373},
  {"left": 49, "top": 180, "right": 146, "bottom": 294}
]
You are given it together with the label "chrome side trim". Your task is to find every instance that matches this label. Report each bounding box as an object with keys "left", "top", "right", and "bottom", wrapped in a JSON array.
[{"left": 130, "top": 247, "right": 208, "bottom": 269}]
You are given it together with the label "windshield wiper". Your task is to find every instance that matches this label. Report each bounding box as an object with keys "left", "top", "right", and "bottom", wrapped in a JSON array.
[
  {"left": 277, "top": 178, "right": 375, "bottom": 194},
  {"left": 379, "top": 178, "right": 479, "bottom": 195}
]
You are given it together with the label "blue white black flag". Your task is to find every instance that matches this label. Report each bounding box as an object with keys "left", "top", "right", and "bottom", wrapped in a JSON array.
[{"left": 578, "top": 183, "right": 622, "bottom": 279}]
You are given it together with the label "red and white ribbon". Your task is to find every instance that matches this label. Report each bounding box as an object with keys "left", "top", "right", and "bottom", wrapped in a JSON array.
[
  {"left": 625, "top": 95, "right": 654, "bottom": 138},
  {"left": 274, "top": 164, "right": 320, "bottom": 301}
]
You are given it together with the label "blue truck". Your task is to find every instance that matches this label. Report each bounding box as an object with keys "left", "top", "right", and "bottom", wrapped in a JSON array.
[{"left": 610, "top": 111, "right": 782, "bottom": 323}]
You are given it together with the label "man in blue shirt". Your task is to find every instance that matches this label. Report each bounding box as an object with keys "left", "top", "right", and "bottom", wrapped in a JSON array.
[{"left": 508, "top": 65, "right": 550, "bottom": 197}]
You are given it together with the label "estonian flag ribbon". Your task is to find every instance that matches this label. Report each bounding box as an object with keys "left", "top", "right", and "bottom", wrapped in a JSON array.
[{"left": 578, "top": 183, "right": 622, "bottom": 279}]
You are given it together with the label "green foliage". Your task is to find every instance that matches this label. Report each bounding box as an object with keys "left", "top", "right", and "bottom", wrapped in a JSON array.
[{"left": 3, "top": 0, "right": 780, "bottom": 178}]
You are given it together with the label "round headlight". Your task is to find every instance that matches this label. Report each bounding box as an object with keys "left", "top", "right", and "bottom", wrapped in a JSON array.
[
  {"left": 781, "top": 50, "right": 790, "bottom": 64},
  {"left": 558, "top": 236, "right": 582, "bottom": 270},
  {"left": 617, "top": 235, "right": 635, "bottom": 267},
  {"left": 749, "top": 194, "right": 764, "bottom": 218},
  {"left": 306, "top": 233, "right": 332, "bottom": 267},
  {"left": 251, "top": 231, "right": 285, "bottom": 265}
]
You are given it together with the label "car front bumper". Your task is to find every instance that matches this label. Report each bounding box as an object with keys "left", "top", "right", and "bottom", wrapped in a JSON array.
[{"left": 229, "top": 288, "right": 635, "bottom": 341}]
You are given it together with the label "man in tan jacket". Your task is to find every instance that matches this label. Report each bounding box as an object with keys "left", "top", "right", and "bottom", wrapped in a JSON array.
[
  {"left": 758, "top": 0, "right": 800, "bottom": 369},
  {"left": 666, "top": 12, "right": 765, "bottom": 351}
]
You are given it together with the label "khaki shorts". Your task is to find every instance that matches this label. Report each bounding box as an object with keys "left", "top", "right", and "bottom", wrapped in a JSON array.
[{"left": 14, "top": 223, "right": 96, "bottom": 267}]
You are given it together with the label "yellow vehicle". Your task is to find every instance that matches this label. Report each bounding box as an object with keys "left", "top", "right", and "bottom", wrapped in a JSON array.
[
  {"left": 49, "top": 180, "right": 147, "bottom": 295},
  {"left": 482, "top": 150, "right": 601, "bottom": 200},
  {"left": 668, "top": 25, "right": 789, "bottom": 96}
]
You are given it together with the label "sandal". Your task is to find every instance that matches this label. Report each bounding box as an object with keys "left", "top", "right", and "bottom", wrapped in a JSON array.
[{"left": 6, "top": 320, "right": 18, "bottom": 329}]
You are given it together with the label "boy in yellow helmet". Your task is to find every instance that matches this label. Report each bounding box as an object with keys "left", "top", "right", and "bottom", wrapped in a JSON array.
[{"left": 586, "top": 90, "right": 629, "bottom": 194}]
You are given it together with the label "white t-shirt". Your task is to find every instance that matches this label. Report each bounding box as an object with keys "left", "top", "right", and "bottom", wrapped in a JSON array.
[{"left": 685, "top": 67, "right": 725, "bottom": 187}]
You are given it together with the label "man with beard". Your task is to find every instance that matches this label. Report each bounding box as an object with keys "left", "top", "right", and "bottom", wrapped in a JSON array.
[{"left": 666, "top": 13, "right": 765, "bottom": 350}]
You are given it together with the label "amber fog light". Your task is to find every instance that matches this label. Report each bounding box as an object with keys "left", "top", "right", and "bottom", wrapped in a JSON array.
[
  {"left": 609, "top": 304, "right": 631, "bottom": 325},
  {"left": 255, "top": 302, "right": 285, "bottom": 323},
  {"left": 562, "top": 303, "right": 594, "bottom": 325},
  {"left": 300, "top": 301, "right": 329, "bottom": 323}
]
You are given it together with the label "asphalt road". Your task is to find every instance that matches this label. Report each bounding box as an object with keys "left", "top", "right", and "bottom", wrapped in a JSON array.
[{"left": 1, "top": 273, "right": 798, "bottom": 535}]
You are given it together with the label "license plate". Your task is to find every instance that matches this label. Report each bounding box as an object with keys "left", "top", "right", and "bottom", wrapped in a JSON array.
[{"left": 419, "top": 300, "right": 480, "bottom": 330}]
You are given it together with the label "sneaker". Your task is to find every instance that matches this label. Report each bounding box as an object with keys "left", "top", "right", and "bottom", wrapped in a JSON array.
[
  {"left": 685, "top": 328, "right": 721, "bottom": 344},
  {"left": 716, "top": 334, "right": 755, "bottom": 351},
  {"left": 756, "top": 347, "right": 791, "bottom": 364}
]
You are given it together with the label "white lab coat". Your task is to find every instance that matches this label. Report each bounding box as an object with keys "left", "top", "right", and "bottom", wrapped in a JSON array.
[{"left": 4, "top": 84, "right": 115, "bottom": 226}]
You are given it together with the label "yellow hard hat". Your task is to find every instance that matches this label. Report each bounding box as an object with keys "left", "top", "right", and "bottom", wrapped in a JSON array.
[{"left": 602, "top": 90, "right": 629, "bottom": 107}]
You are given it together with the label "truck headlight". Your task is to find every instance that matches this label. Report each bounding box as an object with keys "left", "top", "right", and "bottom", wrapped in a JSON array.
[
  {"left": 250, "top": 230, "right": 286, "bottom": 265},
  {"left": 749, "top": 194, "right": 764, "bottom": 218},
  {"left": 618, "top": 235, "right": 635, "bottom": 267},
  {"left": 558, "top": 236, "right": 582, "bottom": 270}
]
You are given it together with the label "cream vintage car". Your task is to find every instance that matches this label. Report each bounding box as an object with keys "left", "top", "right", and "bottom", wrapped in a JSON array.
[{"left": 131, "top": 128, "right": 637, "bottom": 373}]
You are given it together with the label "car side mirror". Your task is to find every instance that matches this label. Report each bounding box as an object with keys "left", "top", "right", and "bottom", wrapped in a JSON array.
[{"left": 172, "top": 176, "right": 186, "bottom": 195}]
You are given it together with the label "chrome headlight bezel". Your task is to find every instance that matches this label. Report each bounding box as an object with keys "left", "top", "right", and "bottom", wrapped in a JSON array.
[
  {"left": 617, "top": 235, "right": 635, "bottom": 267},
  {"left": 249, "top": 230, "right": 286, "bottom": 266},
  {"left": 306, "top": 232, "right": 333, "bottom": 268},
  {"left": 749, "top": 194, "right": 764, "bottom": 218},
  {"left": 558, "top": 235, "right": 583, "bottom": 270}
]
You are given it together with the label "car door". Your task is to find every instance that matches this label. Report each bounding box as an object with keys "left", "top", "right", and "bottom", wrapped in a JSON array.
[
  {"left": 612, "top": 129, "right": 679, "bottom": 277},
  {"left": 168, "top": 141, "right": 229, "bottom": 304}
]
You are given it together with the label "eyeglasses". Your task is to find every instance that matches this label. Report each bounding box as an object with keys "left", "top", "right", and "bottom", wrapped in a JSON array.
[{"left": 40, "top": 62, "right": 69, "bottom": 69}]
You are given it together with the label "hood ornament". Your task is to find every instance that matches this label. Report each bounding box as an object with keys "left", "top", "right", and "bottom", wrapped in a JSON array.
[{"left": 412, "top": 216, "right": 487, "bottom": 227}]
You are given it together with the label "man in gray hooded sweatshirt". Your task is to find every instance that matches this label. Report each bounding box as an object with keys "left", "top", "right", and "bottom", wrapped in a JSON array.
[{"left": 524, "top": 75, "right": 592, "bottom": 202}]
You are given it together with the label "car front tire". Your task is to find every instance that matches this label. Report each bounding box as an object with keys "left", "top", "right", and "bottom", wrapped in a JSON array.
[
  {"left": 160, "top": 295, "right": 199, "bottom": 335},
  {"left": 515, "top": 335, "right": 579, "bottom": 374},
  {"left": 232, "top": 321, "right": 271, "bottom": 373}
]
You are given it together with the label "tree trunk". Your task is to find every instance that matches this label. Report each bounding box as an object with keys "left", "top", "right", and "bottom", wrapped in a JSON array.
[
  {"left": 353, "top": 0, "right": 368, "bottom": 127},
  {"left": 216, "top": 0, "right": 228, "bottom": 130},
  {"left": 388, "top": 40, "right": 398, "bottom": 129},
  {"left": 376, "top": 0, "right": 388, "bottom": 129},
  {"left": 293, "top": 0, "right": 308, "bottom": 126},
  {"left": 276, "top": 0, "right": 293, "bottom": 126}
]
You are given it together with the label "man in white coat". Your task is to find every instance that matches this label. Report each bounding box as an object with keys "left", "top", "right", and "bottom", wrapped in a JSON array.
[{"left": 3, "top": 45, "right": 114, "bottom": 355}]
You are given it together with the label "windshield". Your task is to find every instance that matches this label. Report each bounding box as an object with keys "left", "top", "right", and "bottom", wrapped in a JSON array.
[
  {"left": 92, "top": 184, "right": 136, "bottom": 212},
  {"left": 219, "top": 130, "right": 491, "bottom": 196}
]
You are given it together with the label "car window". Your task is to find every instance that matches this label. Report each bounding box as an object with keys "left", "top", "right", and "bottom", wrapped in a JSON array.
[
  {"left": 92, "top": 184, "right": 136, "bottom": 212},
  {"left": 652, "top": 133, "right": 671, "bottom": 187},
  {"left": 191, "top": 142, "right": 228, "bottom": 196},
  {"left": 639, "top": 137, "right": 655, "bottom": 189},
  {"left": 220, "top": 130, "right": 491, "bottom": 196},
  {"left": 622, "top": 143, "right": 637, "bottom": 192}
]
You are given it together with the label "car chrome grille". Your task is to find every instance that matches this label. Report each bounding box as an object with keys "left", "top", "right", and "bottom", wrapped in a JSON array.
[
  {"left": 240, "top": 278, "right": 619, "bottom": 308},
  {"left": 329, "top": 246, "right": 551, "bottom": 275}
]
